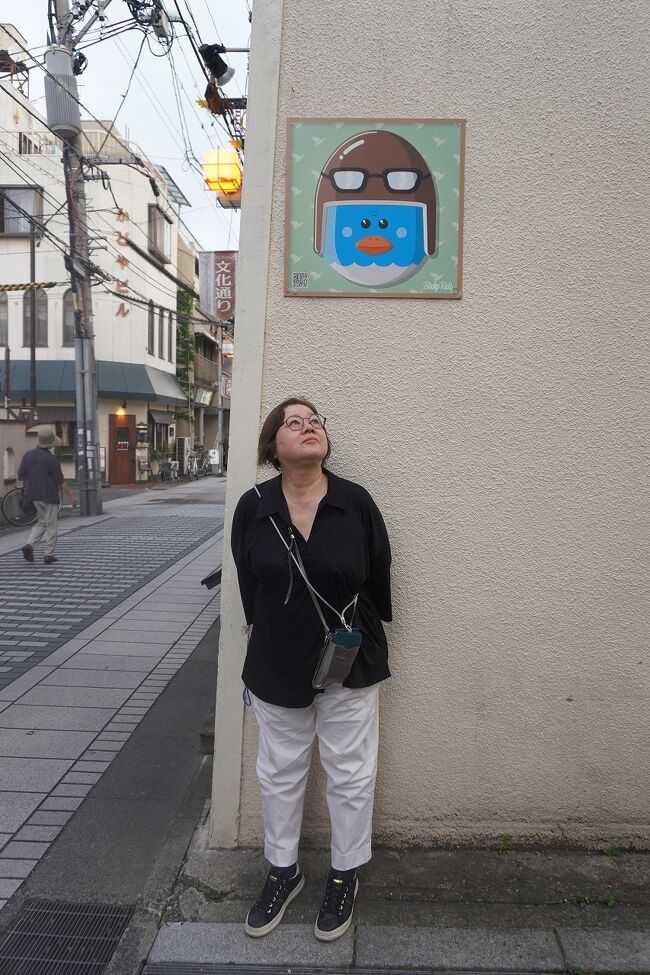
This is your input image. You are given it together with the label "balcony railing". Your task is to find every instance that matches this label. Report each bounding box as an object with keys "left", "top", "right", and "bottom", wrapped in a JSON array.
[{"left": 194, "top": 354, "right": 219, "bottom": 386}]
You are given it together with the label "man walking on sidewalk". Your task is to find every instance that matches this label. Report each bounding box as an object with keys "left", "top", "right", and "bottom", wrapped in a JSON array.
[{"left": 19, "top": 429, "right": 78, "bottom": 565}]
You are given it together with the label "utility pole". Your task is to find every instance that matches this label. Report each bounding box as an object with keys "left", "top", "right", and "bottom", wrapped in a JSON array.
[{"left": 45, "top": 0, "right": 102, "bottom": 515}]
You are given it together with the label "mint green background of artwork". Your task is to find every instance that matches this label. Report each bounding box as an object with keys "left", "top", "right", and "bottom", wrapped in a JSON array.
[{"left": 286, "top": 120, "right": 462, "bottom": 295}]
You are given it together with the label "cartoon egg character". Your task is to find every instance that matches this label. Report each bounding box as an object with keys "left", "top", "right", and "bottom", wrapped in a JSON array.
[{"left": 314, "top": 130, "right": 437, "bottom": 287}]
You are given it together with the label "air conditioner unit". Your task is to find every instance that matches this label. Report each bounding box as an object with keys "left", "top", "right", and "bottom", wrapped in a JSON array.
[{"left": 176, "top": 436, "right": 191, "bottom": 475}]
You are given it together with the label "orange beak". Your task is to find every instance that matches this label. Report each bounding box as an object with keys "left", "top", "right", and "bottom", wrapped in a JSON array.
[{"left": 355, "top": 235, "right": 393, "bottom": 255}]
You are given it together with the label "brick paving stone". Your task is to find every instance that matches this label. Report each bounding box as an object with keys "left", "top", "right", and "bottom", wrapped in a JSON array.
[
  {"left": 0, "top": 705, "right": 115, "bottom": 731},
  {"left": 0, "top": 758, "right": 73, "bottom": 792},
  {"left": 1, "top": 842, "right": 49, "bottom": 859},
  {"left": 13, "top": 825, "right": 61, "bottom": 843},
  {"left": 17, "top": 685, "right": 132, "bottom": 708},
  {"left": 0, "top": 729, "right": 94, "bottom": 760},
  {"left": 39, "top": 797, "right": 83, "bottom": 812},
  {"left": 83, "top": 749, "right": 120, "bottom": 760},
  {"left": 0, "top": 858, "right": 38, "bottom": 878},
  {"left": 62, "top": 772, "right": 102, "bottom": 785},
  {"left": 50, "top": 783, "right": 94, "bottom": 797},
  {"left": 0, "top": 794, "right": 46, "bottom": 832},
  {"left": 27, "top": 810, "right": 74, "bottom": 827},
  {"left": 0, "top": 879, "right": 22, "bottom": 898}
]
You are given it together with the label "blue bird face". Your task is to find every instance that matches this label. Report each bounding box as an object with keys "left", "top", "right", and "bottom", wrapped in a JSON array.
[{"left": 321, "top": 202, "right": 428, "bottom": 286}]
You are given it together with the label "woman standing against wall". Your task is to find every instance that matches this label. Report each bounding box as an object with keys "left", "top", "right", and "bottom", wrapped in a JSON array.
[{"left": 231, "top": 397, "right": 392, "bottom": 941}]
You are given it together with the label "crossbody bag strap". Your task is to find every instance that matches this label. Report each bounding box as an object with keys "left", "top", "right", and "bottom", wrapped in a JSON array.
[{"left": 253, "top": 485, "right": 358, "bottom": 632}]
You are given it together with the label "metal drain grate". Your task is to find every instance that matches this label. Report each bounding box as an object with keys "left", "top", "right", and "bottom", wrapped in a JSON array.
[{"left": 0, "top": 899, "right": 134, "bottom": 974}]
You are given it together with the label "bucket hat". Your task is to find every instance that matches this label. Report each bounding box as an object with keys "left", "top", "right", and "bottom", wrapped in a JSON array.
[{"left": 37, "top": 429, "right": 62, "bottom": 448}]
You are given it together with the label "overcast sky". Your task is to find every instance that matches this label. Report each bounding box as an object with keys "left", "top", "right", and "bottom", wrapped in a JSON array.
[{"left": 2, "top": 0, "right": 251, "bottom": 252}]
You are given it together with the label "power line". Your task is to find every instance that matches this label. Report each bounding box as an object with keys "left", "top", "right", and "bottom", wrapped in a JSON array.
[
  {"left": 2, "top": 28, "right": 238, "bottom": 252},
  {"left": 107, "top": 31, "right": 238, "bottom": 243},
  {"left": 0, "top": 132, "right": 187, "bottom": 301},
  {"left": 93, "top": 31, "right": 147, "bottom": 160},
  {"left": 2, "top": 23, "right": 142, "bottom": 165}
]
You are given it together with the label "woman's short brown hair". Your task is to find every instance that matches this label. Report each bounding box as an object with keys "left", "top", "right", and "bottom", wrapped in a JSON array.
[{"left": 258, "top": 397, "right": 331, "bottom": 470}]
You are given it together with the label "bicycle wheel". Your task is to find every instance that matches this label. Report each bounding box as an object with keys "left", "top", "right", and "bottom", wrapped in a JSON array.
[{"left": 1, "top": 488, "right": 37, "bottom": 527}]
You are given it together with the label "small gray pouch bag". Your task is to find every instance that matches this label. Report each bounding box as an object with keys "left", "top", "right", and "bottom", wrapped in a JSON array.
[{"left": 254, "top": 486, "right": 361, "bottom": 689}]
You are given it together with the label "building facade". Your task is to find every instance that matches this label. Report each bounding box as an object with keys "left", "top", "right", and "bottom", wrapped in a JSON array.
[
  {"left": 211, "top": 0, "right": 649, "bottom": 851},
  {"left": 0, "top": 42, "right": 186, "bottom": 486}
]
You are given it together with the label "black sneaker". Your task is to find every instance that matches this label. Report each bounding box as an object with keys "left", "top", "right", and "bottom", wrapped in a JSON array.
[
  {"left": 244, "top": 865, "right": 304, "bottom": 937},
  {"left": 314, "top": 869, "right": 359, "bottom": 941}
]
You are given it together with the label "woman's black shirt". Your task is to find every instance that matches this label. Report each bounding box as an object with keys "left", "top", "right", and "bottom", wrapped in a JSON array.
[{"left": 231, "top": 471, "right": 392, "bottom": 708}]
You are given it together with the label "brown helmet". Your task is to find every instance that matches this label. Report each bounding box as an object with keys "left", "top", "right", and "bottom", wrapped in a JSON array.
[{"left": 314, "top": 130, "right": 437, "bottom": 256}]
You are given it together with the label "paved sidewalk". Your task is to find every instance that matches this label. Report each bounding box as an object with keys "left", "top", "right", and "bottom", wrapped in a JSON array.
[
  {"left": 146, "top": 832, "right": 650, "bottom": 973},
  {"left": 0, "top": 479, "right": 224, "bottom": 914}
]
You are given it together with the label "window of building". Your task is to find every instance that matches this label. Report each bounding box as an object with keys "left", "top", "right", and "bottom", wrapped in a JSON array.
[
  {"left": 147, "top": 300, "right": 154, "bottom": 355},
  {"left": 0, "top": 293, "right": 7, "bottom": 345},
  {"left": 158, "top": 306, "right": 164, "bottom": 358},
  {"left": 0, "top": 185, "right": 43, "bottom": 234},
  {"left": 19, "top": 133, "right": 39, "bottom": 155},
  {"left": 147, "top": 205, "right": 172, "bottom": 263},
  {"left": 23, "top": 288, "right": 48, "bottom": 347},
  {"left": 168, "top": 310, "right": 173, "bottom": 362},
  {"left": 62, "top": 289, "right": 75, "bottom": 346}
]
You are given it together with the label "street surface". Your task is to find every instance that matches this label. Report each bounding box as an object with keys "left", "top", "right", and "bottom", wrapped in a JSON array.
[{"left": 0, "top": 477, "right": 225, "bottom": 918}]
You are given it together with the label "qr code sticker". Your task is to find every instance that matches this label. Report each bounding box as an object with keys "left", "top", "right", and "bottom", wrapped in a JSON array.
[{"left": 292, "top": 272, "right": 309, "bottom": 289}]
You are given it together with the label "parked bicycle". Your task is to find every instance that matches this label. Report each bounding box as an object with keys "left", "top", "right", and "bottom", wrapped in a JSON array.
[
  {"left": 1, "top": 487, "right": 63, "bottom": 527},
  {"left": 186, "top": 451, "right": 213, "bottom": 480}
]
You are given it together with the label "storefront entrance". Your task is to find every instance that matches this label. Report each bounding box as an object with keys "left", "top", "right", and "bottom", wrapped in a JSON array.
[{"left": 109, "top": 413, "right": 136, "bottom": 484}]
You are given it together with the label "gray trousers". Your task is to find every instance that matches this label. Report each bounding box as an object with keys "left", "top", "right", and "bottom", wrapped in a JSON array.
[{"left": 28, "top": 501, "right": 59, "bottom": 557}]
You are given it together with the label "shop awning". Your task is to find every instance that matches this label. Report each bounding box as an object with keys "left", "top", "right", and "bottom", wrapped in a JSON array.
[
  {"left": 146, "top": 366, "right": 187, "bottom": 405},
  {"left": 1, "top": 360, "right": 187, "bottom": 406},
  {"left": 0, "top": 360, "right": 75, "bottom": 400},
  {"left": 149, "top": 409, "right": 174, "bottom": 425}
]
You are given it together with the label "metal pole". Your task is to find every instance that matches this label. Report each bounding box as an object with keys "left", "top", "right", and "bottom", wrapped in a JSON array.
[
  {"left": 29, "top": 225, "right": 36, "bottom": 412},
  {"left": 216, "top": 323, "right": 224, "bottom": 475},
  {"left": 54, "top": 0, "right": 102, "bottom": 515},
  {"left": 4, "top": 347, "right": 10, "bottom": 418}
]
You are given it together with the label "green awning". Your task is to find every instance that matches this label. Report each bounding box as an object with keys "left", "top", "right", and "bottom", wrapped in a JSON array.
[
  {"left": 1, "top": 360, "right": 187, "bottom": 406},
  {"left": 0, "top": 360, "right": 76, "bottom": 400},
  {"left": 146, "top": 365, "right": 187, "bottom": 406}
]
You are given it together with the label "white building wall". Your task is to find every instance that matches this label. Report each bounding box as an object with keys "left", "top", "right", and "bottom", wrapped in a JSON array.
[
  {"left": 0, "top": 84, "right": 179, "bottom": 372},
  {"left": 211, "top": 0, "right": 650, "bottom": 850}
]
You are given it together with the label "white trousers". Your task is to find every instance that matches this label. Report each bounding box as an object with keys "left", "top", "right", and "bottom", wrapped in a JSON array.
[
  {"left": 28, "top": 501, "right": 59, "bottom": 557},
  {"left": 252, "top": 683, "right": 380, "bottom": 871}
]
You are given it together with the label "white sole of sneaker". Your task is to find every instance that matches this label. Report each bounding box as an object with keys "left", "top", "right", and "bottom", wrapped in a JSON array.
[
  {"left": 244, "top": 874, "right": 305, "bottom": 938},
  {"left": 314, "top": 877, "right": 359, "bottom": 942}
]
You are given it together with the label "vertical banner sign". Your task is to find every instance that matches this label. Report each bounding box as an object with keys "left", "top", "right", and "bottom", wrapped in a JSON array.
[
  {"left": 199, "top": 251, "right": 238, "bottom": 321},
  {"left": 285, "top": 118, "right": 466, "bottom": 298}
]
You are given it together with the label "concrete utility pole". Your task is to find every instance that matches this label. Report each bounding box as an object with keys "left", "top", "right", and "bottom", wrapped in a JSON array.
[{"left": 45, "top": 0, "right": 102, "bottom": 515}]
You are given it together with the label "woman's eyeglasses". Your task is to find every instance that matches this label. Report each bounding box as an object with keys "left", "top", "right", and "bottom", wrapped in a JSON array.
[
  {"left": 322, "top": 168, "right": 431, "bottom": 193},
  {"left": 282, "top": 414, "right": 327, "bottom": 432}
]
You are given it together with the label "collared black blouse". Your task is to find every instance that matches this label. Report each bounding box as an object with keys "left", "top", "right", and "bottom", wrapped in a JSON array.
[{"left": 231, "top": 470, "right": 392, "bottom": 708}]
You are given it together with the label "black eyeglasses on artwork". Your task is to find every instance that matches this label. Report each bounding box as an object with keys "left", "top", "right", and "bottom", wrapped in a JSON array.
[{"left": 322, "top": 168, "right": 431, "bottom": 193}]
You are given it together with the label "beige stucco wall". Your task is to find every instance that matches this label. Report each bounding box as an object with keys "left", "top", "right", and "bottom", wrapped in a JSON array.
[{"left": 211, "top": 0, "right": 649, "bottom": 849}]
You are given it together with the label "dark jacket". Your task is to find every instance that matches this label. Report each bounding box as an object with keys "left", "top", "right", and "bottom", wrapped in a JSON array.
[
  {"left": 18, "top": 447, "right": 64, "bottom": 504},
  {"left": 231, "top": 470, "right": 392, "bottom": 707}
]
